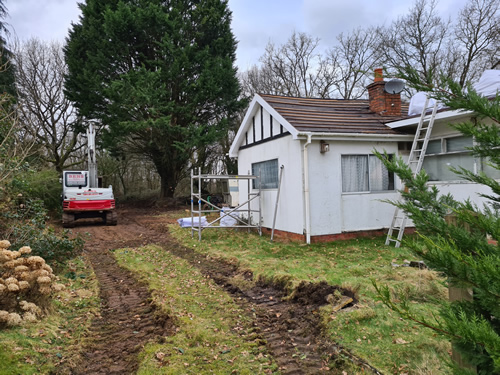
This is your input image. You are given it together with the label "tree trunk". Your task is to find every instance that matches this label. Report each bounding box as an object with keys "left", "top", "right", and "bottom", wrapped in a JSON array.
[
  {"left": 159, "top": 174, "right": 176, "bottom": 198},
  {"left": 155, "top": 161, "right": 180, "bottom": 199}
]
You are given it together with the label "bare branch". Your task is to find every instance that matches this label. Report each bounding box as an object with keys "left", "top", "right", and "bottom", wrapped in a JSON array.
[{"left": 14, "top": 38, "right": 86, "bottom": 173}]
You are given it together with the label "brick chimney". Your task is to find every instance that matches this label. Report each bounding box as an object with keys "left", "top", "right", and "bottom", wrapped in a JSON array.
[{"left": 367, "top": 68, "right": 402, "bottom": 116}]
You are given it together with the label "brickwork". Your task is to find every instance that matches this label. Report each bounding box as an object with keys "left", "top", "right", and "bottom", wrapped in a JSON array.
[
  {"left": 261, "top": 227, "right": 305, "bottom": 242},
  {"left": 261, "top": 227, "right": 416, "bottom": 244},
  {"left": 367, "top": 69, "right": 402, "bottom": 116}
]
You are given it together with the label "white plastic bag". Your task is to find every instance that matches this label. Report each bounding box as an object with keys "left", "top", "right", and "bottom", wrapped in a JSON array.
[{"left": 220, "top": 208, "right": 238, "bottom": 227}]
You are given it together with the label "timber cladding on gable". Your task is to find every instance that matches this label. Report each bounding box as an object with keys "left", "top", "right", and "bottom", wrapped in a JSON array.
[{"left": 240, "top": 104, "right": 289, "bottom": 150}]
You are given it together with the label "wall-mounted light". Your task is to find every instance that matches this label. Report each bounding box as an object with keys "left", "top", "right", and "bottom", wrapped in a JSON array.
[{"left": 320, "top": 140, "right": 330, "bottom": 153}]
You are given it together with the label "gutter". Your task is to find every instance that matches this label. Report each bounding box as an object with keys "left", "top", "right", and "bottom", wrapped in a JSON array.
[
  {"left": 303, "top": 133, "right": 312, "bottom": 244},
  {"left": 295, "top": 132, "right": 414, "bottom": 141}
]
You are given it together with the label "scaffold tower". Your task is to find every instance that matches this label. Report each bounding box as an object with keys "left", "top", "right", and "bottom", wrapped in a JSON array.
[{"left": 190, "top": 168, "right": 262, "bottom": 241}]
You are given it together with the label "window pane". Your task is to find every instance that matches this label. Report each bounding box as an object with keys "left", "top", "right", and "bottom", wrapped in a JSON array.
[
  {"left": 423, "top": 153, "right": 475, "bottom": 181},
  {"left": 252, "top": 159, "right": 279, "bottom": 189},
  {"left": 369, "top": 155, "right": 394, "bottom": 191},
  {"left": 342, "top": 155, "right": 369, "bottom": 192},
  {"left": 425, "top": 139, "right": 441, "bottom": 154},
  {"left": 446, "top": 136, "right": 473, "bottom": 152},
  {"left": 65, "top": 172, "right": 87, "bottom": 187},
  {"left": 482, "top": 158, "right": 500, "bottom": 179}
]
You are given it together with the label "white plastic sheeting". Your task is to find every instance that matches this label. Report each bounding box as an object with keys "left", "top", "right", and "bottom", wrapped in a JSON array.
[
  {"left": 220, "top": 208, "right": 238, "bottom": 227},
  {"left": 408, "top": 92, "right": 444, "bottom": 116},
  {"left": 177, "top": 216, "right": 208, "bottom": 228},
  {"left": 408, "top": 69, "right": 500, "bottom": 116},
  {"left": 473, "top": 70, "right": 500, "bottom": 97}
]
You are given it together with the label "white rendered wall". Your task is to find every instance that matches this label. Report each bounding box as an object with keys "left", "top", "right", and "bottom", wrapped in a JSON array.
[
  {"left": 237, "top": 136, "right": 403, "bottom": 236},
  {"left": 237, "top": 135, "right": 304, "bottom": 235},
  {"left": 306, "top": 140, "right": 401, "bottom": 235},
  {"left": 431, "top": 181, "right": 494, "bottom": 208}
]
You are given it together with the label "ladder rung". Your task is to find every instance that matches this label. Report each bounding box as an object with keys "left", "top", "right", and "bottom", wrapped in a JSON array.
[{"left": 387, "top": 101, "right": 437, "bottom": 247}]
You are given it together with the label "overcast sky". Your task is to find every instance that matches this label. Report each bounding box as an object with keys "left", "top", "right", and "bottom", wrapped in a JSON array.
[{"left": 7, "top": 0, "right": 467, "bottom": 71}]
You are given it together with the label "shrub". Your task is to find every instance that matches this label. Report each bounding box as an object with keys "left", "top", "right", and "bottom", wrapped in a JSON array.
[
  {"left": 10, "top": 169, "right": 62, "bottom": 214},
  {"left": 0, "top": 240, "right": 65, "bottom": 328},
  {"left": 3, "top": 199, "right": 84, "bottom": 267}
]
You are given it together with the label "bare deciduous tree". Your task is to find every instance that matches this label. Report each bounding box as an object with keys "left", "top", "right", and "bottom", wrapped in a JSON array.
[
  {"left": 379, "top": 0, "right": 450, "bottom": 85},
  {"left": 14, "top": 38, "right": 85, "bottom": 173},
  {"left": 245, "top": 31, "right": 336, "bottom": 98},
  {"left": 329, "top": 27, "right": 382, "bottom": 99},
  {"left": 0, "top": 93, "right": 34, "bottom": 185},
  {"left": 239, "top": 64, "right": 280, "bottom": 99},
  {"left": 453, "top": 0, "right": 500, "bottom": 86}
]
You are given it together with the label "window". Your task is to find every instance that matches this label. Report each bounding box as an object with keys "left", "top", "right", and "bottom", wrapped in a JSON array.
[
  {"left": 482, "top": 158, "right": 500, "bottom": 179},
  {"left": 423, "top": 136, "right": 474, "bottom": 181},
  {"left": 341, "top": 155, "right": 394, "bottom": 193},
  {"left": 423, "top": 135, "right": 500, "bottom": 181},
  {"left": 65, "top": 172, "right": 87, "bottom": 187},
  {"left": 252, "top": 159, "right": 279, "bottom": 189}
]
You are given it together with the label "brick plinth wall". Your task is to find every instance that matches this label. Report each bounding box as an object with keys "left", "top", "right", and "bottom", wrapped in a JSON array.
[{"left": 261, "top": 227, "right": 416, "bottom": 243}]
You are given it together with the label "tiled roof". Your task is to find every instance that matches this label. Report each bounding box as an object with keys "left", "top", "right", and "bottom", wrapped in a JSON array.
[{"left": 260, "top": 94, "right": 411, "bottom": 135}]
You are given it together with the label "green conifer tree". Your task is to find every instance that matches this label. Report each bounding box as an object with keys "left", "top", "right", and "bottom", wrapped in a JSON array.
[
  {"left": 375, "top": 71, "right": 500, "bottom": 374},
  {"left": 64, "top": 0, "right": 243, "bottom": 197},
  {"left": 0, "top": 1, "right": 16, "bottom": 98}
]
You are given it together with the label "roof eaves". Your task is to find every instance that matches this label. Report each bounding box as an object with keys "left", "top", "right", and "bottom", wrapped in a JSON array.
[
  {"left": 295, "top": 131, "right": 414, "bottom": 142},
  {"left": 386, "top": 108, "right": 473, "bottom": 129}
]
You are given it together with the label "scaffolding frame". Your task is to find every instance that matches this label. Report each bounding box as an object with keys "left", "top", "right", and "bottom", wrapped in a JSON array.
[{"left": 190, "top": 168, "right": 262, "bottom": 241}]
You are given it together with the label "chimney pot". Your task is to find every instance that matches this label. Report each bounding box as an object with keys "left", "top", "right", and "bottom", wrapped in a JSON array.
[{"left": 374, "top": 68, "right": 383, "bottom": 82}]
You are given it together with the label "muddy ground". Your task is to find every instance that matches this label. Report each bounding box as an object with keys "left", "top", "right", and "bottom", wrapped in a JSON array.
[{"left": 62, "top": 206, "right": 378, "bottom": 375}]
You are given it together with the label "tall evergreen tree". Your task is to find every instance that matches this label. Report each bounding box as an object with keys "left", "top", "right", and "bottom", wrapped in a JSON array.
[
  {"left": 375, "top": 70, "right": 500, "bottom": 373},
  {"left": 64, "top": 0, "right": 242, "bottom": 198},
  {"left": 0, "top": 0, "right": 15, "bottom": 97}
]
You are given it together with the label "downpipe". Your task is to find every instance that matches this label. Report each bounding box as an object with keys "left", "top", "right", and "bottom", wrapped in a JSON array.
[{"left": 303, "top": 134, "right": 312, "bottom": 244}]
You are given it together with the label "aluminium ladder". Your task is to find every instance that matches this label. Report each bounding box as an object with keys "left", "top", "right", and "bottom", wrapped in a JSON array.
[{"left": 385, "top": 98, "right": 439, "bottom": 247}]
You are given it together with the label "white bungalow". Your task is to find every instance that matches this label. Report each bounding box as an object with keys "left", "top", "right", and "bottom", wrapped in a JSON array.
[{"left": 228, "top": 70, "right": 499, "bottom": 243}]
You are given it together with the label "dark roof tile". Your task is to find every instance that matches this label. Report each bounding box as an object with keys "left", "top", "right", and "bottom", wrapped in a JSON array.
[{"left": 260, "top": 94, "right": 411, "bottom": 135}]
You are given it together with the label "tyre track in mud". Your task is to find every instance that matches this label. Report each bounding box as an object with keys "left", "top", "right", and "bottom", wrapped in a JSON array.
[
  {"left": 132, "top": 208, "right": 378, "bottom": 374},
  {"left": 64, "top": 213, "right": 175, "bottom": 375},
  {"left": 65, "top": 206, "right": 378, "bottom": 374}
]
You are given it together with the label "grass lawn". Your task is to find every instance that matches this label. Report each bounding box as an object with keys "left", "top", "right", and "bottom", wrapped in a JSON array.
[
  {"left": 0, "top": 255, "right": 100, "bottom": 375},
  {"left": 114, "top": 244, "right": 279, "bottom": 374},
  {"left": 166, "top": 211, "right": 452, "bottom": 375}
]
